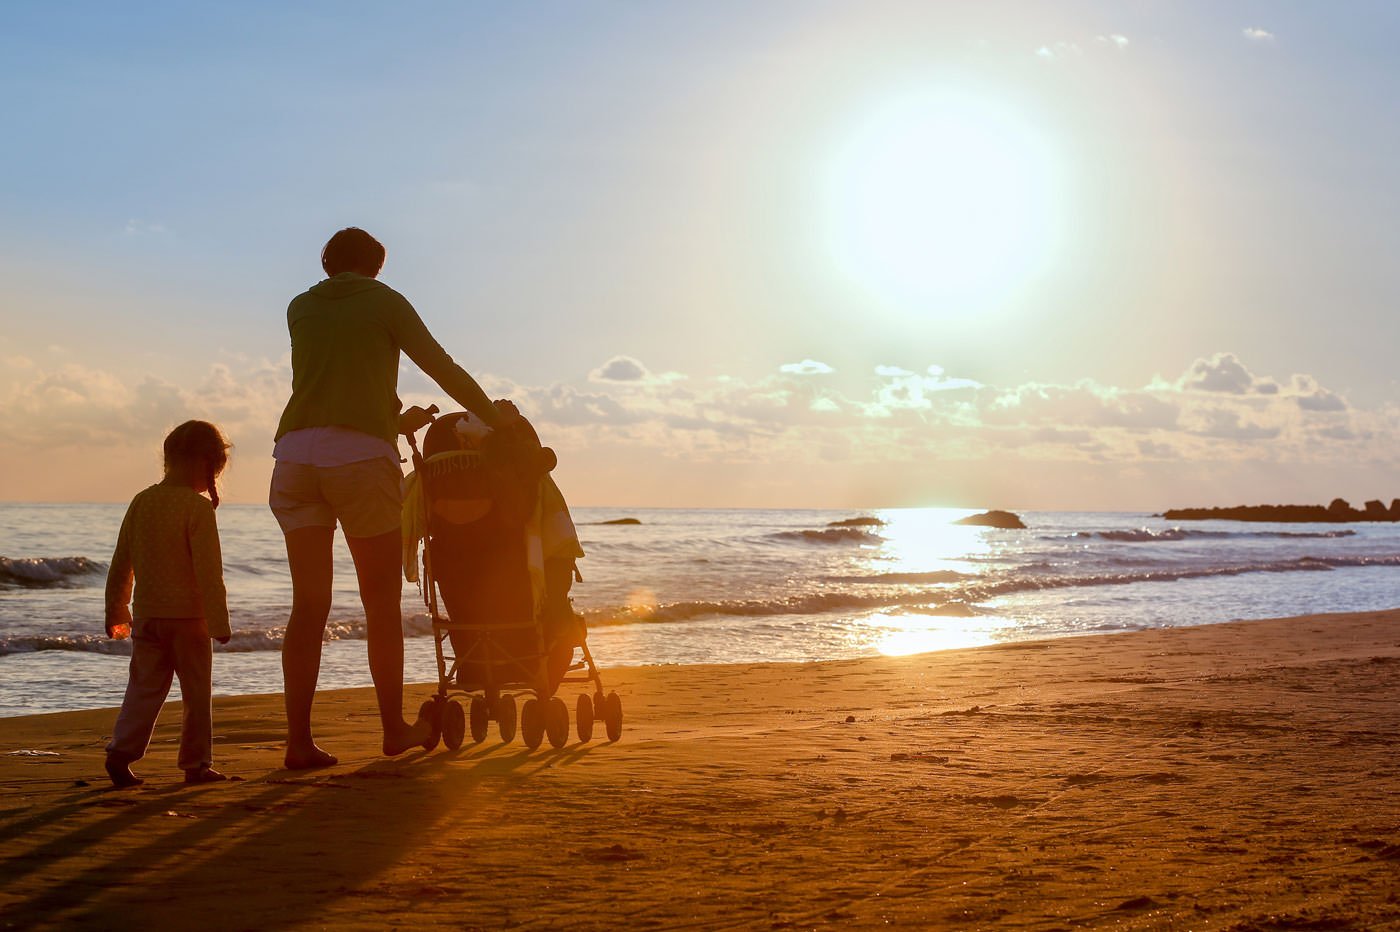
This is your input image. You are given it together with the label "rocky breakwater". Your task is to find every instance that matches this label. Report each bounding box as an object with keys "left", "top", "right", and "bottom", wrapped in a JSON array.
[{"left": 1163, "top": 498, "right": 1400, "bottom": 523}]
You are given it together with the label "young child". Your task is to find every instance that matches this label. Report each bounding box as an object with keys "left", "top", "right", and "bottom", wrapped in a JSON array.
[{"left": 104, "top": 420, "right": 233, "bottom": 787}]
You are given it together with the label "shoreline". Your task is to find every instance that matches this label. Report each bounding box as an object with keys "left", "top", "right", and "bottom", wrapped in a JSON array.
[
  {"left": 3, "top": 609, "right": 1399, "bottom": 928},
  {"left": 12, "top": 561, "right": 1400, "bottom": 719}
]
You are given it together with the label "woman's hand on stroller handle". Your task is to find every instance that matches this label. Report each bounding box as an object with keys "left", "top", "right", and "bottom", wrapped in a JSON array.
[{"left": 399, "top": 404, "right": 439, "bottom": 437}]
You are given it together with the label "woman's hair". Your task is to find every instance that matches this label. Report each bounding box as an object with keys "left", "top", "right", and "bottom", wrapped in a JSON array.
[
  {"left": 321, "top": 227, "right": 386, "bottom": 277},
  {"left": 163, "top": 420, "right": 232, "bottom": 508}
]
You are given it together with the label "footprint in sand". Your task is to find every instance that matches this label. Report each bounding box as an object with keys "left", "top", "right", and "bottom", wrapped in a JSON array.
[
  {"left": 962, "top": 794, "right": 1034, "bottom": 809},
  {"left": 1135, "top": 771, "right": 1189, "bottom": 785},
  {"left": 579, "top": 844, "right": 644, "bottom": 862},
  {"left": 1063, "top": 773, "right": 1114, "bottom": 786}
]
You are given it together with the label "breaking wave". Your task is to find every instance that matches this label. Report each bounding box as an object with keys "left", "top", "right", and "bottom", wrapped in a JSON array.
[
  {"left": 824, "top": 570, "right": 969, "bottom": 585},
  {"left": 1057, "top": 528, "right": 1358, "bottom": 543},
  {"left": 0, "top": 556, "right": 105, "bottom": 590},
  {"left": 586, "top": 554, "right": 1400, "bottom": 627},
  {"left": 767, "top": 527, "right": 883, "bottom": 545}
]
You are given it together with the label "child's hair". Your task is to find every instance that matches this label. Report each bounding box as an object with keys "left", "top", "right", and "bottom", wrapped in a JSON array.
[
  {"left": 321, "top": 227, "right": 386, "bottom": 277},
  {"left": 164, "top": 421, "right": 231, "bottom": 508}
]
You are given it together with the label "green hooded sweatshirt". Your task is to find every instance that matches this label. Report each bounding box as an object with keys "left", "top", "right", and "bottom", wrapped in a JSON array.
[{"left": 274, "top": 273, "right": 499, "bottom": 443}]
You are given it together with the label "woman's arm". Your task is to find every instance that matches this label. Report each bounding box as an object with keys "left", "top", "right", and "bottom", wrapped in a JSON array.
[{"left": 392, "top": 297, "right": 501, "bottom": 426}]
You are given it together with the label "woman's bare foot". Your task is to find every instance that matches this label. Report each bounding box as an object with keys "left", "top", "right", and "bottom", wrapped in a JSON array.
[
  {"left": 382, "top": 713, "right": 434, "bottom": 757},
  {"left": 284, "top": 745, "right": 338, "bottom": 770},
  {"left": 184, "top": 765, "right": 229, "bottom": 784},
  {"left": 105, "top": 753, "right": 143, "bottom": 788}
]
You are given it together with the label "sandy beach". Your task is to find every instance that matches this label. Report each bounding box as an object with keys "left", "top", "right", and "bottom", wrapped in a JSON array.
[{"left": 2, "top": 611, "right": 1399, "bottom": 930}]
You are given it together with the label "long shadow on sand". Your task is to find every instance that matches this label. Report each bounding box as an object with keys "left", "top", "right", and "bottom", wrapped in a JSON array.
[{"left": 7, "top": 741, "right": 584, "bottom": 929}]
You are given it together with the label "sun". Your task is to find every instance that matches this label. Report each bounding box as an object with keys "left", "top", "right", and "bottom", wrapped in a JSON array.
[{"left": 824, "top": 86, "right": 1060, "bottom": 315}]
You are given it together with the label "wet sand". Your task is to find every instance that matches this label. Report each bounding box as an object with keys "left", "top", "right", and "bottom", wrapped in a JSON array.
[{"left": 2, "top": 610, "right": 1399, "bottom": 930}]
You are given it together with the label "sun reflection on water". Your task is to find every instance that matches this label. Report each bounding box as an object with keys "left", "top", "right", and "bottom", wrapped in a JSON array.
[
  {"left": 865, "top": 507, "right": 999, "bottom": 575},
  {"left": 852, "top": 508, "right": 1015, "bottom": 656},
  {"left": 867, "top": 612, "right": 1001, "bottom": 656}
]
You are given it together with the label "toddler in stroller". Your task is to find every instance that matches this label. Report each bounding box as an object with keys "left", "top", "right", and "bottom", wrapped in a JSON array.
[{"left": 401, "top": 403, "right": 621, "bottom": 750}]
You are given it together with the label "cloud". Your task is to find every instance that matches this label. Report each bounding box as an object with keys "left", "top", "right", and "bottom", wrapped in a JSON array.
[
  {"left": 924, "top": 367, "right": 982, "bottom": 392},
  {"left": 1313, "top": 424, "right": 1357, "bottom": 441},
  {"left": 123, "top": 218, "right": 168, "bottom": 236},
  {"left": 1039, "top": 35, "right": 1127, "bottom": 61},
  {"left": 778, "top": 359, "right": 834, "bottom": 376},
  {"left": 513, "top": 384, "right": 644, "bottom": 426},
  {"left": 1177, "top": 352, "right": 1269, "bottom": 394},
  {"left": 1035, "top": 42, "right": 1082, "bottom": 61},
  {"left": 1242, "top": 27, "right": 1275, "bottom": 43},
  {"left": 1291, "top": 375, "right": 1347, "bottom": 412},
  {"left": 1029, "top": 427, "right": 1095, "bottom": 445},
  {"left": 589, "top": 355, "right": 651, "bottom": 383},
  {"left": 1, "top": 350, "right": 1389, "bottom": 506},
  {"left": 1192, "top": 408, "right": 1280, "bottom": 441},
  {"left": 1169, "top": 353, "right": 1353, "bottom": 418},
  {"left": 0, "top": 364, "right": 183, "bottom": 448},
  {"left": 986, "top": 382, "right": 1178, "bottom": 430},
  {"left": 871, "top": 365, "right": 983, "bottom": 413}
]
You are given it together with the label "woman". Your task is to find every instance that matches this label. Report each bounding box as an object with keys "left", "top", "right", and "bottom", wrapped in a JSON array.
[{"left": 270, "top": 227, "right": 501, "bottom": 769}]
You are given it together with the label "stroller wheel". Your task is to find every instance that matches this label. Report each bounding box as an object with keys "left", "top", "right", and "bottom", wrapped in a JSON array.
[
  {"left": 495, "top": 695, "right": 518, "bottom": 744},
  {"left": 419, "top": 699, "right": 442, "bottom": 753},
  {"left": 546, "top": 697, "right": 570, "bottom": 749},
  {"left": 468, "top": 697, "right": 489, "bottom": 745},
  {"left": 442, "top": 700, "right": 466, "bottom": 751},
  {"left": 521, "top": 698, "right": 544, "bottom": 750},
  {"left": 576, "top": 694, "right": 594, "bottom": 743},
  {"left": 604, "top": 691, "right": 623, "bottom": 743}
]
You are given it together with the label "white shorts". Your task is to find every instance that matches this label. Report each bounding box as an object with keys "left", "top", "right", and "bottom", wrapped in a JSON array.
[{"left": 268, "top": 458, "right": 404, "bottom": 538}]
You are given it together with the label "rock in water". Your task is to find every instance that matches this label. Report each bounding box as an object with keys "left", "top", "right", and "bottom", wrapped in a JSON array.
[
  {"left": 598, "top": 517, "right": 642, "bottom": 525},
  {"left": 953, "top": 510, "right": 1026, "bottom": 529}
]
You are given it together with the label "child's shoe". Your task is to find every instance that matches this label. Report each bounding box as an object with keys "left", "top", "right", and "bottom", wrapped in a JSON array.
[
  {"left": 105, "top": 752, "right": 143, "bottom": 788},
  {"left": 183, "top": 765, "right": 228, "bottom": 784}
]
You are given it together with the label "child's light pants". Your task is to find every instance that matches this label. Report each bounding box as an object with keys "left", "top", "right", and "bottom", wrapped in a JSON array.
[{"left": 107, "top": 618, "right": 213, "bottom": 771}]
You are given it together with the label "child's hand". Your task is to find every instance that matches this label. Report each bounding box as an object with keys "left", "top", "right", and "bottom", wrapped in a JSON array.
[{"left": 106, "top": 607, "right": 132, "bottom": 640}]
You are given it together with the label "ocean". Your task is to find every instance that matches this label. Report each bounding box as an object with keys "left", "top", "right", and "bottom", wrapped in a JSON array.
[{"left": 3, "top": 503, "right": 1399, "bottom": 717}]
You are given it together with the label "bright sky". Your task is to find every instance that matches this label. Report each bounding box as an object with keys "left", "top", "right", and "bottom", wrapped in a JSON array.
[{"left": 3, "top": 1, "right": 1398, "bottom": 510}]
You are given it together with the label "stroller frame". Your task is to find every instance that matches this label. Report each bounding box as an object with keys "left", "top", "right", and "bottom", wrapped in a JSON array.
[{"left": 404, "top": 408, "right": 621, "bottom": 751}]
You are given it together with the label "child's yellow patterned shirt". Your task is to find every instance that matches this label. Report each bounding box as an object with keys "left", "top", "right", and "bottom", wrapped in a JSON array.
[{"left": 105, "top": 484, "right": 230, "bottom": 639}]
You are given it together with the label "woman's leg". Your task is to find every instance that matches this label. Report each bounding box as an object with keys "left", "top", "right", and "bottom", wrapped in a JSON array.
[
  {"left": 282, "top": 525, "right": 337, "bottom": 768},
  {"left": 345, "top": 529, "right": 430, "bottom": 755}
]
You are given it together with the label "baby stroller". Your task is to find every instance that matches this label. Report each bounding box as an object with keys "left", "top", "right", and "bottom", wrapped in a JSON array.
[{"left": 401, "top": 404, "right": 622, "bottom": 750}]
